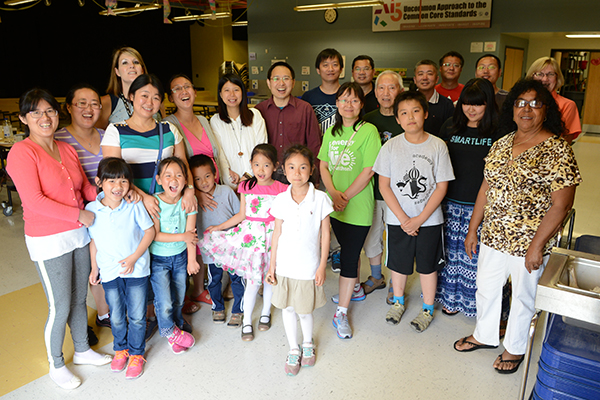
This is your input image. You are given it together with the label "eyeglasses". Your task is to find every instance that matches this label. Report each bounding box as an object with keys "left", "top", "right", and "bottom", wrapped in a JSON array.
[
  {"left": 514, "top": 99, "right": 543, "bottom": 109},
  {"left": 442, "top": 63, "right": 462, "bottom": 68},
  {"left": 533, "top": 72, "right": 557, "bottom": 79},
  {"left": 73, "top": 101, "right": 102, "bottom": 110},
  {"left": 171, "top": 84, "right": 193, "bottom": 94},
  {"left": 337, "top": 99, "right": 361, "bottom": 106},
  {"left": 28, "top": 109, "right": 59, "bottom": 119},
  {"left": 353, "top": 66, "right": 372, "bottom": 73},
  {"left": 270, "top": 76, "right": 292, "bottom": 82},
  {"left": 477, "top": 65, "right": 498, "bottom": 71}
]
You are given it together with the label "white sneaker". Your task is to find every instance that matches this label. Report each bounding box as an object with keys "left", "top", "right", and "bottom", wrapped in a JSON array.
[
  {"left": 331, "top": 286, "right": 366, "bottom": 304},
  {"left": 332, "top": 311, "right": 352, "bottom": 339}
]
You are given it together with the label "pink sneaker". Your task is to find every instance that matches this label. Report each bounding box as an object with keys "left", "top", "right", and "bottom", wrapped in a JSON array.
[
  {"left": 111, "top": 349, "right": 129, "bottom": 372},
  {"left": 125, "top": 355, "right": 146, "bottom": 380},
  {"left": 170, "top": 342, "right": 188, "bottom": 355},
  {"left": 167, "top": 326, "right": 195, "bottom": 349},
  {"left": 301, "top": 342, "right": 316, "bottom": 367}
]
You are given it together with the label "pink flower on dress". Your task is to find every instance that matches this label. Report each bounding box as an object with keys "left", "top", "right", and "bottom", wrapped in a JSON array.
[
  {"left": 251, "top": 198, "right": 259, "bottom": 206},
  {"left": 233, "top": 226, "right": 241, "bottom": 233},
  {"left": 255, "top": 247, "right": 260, "bottom": 252},
  {"left": 243, "top": 234, "right": 254, "bottom": 243},
  {"left": 251, "top": 207, "right": 258, "bottom": 213}
]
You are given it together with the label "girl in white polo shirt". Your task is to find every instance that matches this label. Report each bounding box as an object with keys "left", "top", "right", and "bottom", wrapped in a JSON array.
[{"left": 267, "top": 145, "right": 334, "bottom": 376}]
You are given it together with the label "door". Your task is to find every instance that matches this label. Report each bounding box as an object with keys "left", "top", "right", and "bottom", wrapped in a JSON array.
[
  {"left": 503, "top": 47, "right": 525, "bottom": 91},
  {"left": 582, "top": 51, "right": 600, "bottom": 132}
]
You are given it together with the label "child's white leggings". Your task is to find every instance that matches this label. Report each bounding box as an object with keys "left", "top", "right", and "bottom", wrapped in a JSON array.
[
  {"left": 281, "top": 306, "right": 313, "bottom": 350},
  {"left": 242, "top": 282, "right": 273, "bottom": 326}
]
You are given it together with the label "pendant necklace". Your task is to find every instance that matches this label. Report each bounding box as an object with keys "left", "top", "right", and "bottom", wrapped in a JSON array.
[{"left": 231, "top": 119, "right": 244, "bottom": 157}]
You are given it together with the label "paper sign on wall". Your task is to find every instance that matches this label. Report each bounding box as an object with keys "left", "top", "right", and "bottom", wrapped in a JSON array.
[{"left": 373, "top": 0, "right": 492, "bottom": 32}]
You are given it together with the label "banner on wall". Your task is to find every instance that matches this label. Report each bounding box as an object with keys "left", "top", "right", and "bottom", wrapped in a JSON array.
[{"left": 373, "top": 0, "right": 492, "bottom": 32}]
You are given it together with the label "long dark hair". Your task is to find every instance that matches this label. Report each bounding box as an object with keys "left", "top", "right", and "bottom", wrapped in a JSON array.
[
  {"left": 498, "top": 79, "right": 565, "bottom": 137},
  {"left": 242, "top": 144, "right": 278, "bottom": 191},
  {"left": 331, "top": 82, "right": 365, "bottom": 137},
  {"left": 450, "top": 78, "right": 498, "bottom": 138},
  {"left": 217, "top": 73, "right": 253, "bottom": 127}
]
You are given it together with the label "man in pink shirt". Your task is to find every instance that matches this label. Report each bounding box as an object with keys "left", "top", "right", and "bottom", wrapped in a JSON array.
[{"left": 255, "top": 61, "right": 322, "bottom": 184}]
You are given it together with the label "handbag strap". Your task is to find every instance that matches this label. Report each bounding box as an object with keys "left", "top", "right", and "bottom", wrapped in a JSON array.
[
  {"left": 331, "top": 121, "right": 365, "bottom": 176},
  {"left": 148, "top": 122, "right": 164, "bottom": 195}
]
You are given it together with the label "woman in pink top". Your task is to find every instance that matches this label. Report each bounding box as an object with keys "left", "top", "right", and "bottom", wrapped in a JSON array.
[
  {"left": 7, "top": 89, "right": 111, "bottom": 390},
  {"left": 164, "top": 74, "right": 235, "bottom": 309},
  {"left": 527, "top": 57, "right": 582, "bottom": 143}
]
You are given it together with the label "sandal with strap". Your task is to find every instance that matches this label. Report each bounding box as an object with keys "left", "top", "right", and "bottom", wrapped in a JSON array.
[
  {"left": 182, "top": 297, "right": 200, "bottom": 315},
  {"left": 494, "top": 354, "right": 524, "bottom": 374},
  {"left": 454, "top": 336, "right": 498, "bottom": 352},
  {"left": 241, "top": 325, "right": 254, "bottom": 341}
]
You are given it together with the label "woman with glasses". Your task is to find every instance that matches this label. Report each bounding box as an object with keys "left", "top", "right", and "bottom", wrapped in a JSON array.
[
  {"left": 453, "top": 79, "right": 581, "bottom": 375},
  {"left": 527, "top": 57, "right": 582, "bottom": 143},
  {"left": 96, "top": 47, "right": 162, "bottom": 130},
  {"left": 164, "top": 74, "right": 232, "bottom": 310},
  {"left": 210, "top": 73, "right": 267, "bottom": 189},
  {"left": 55, "top": 83, "right": 111, "bottom": 339},
  {"left": 7, "top": 89, "right": 112, "bottom": 390},
  {"left": 318, "top": 82, "right": 381, "bottom": 339}
]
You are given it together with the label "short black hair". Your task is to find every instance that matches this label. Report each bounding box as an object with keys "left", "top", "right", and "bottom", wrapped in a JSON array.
[
  {"left": 476, "top": 54, "right": 501, "bottom": 70},
  {"left": 352, "top": 55, "right": 374, "bottom": 70},
  {"left": 96, "top": 157, "right": 134, "bottom": 193},
  {"left": 439, "top": 51, "right": 464, "bottom": 67},
  {"left": 65, "top": 83, "right": 101, "bottom": 105},
  {"left": 393, "top": 90, "right": 429, "bottom": 117},
  {"left": 315, "top": 48, "right": 343, "bottom": 70},
  {"left": 19, "top": 88, "right": 60, "bottom": 117},
  {"left": 267, "top": 61, "right": 295, "bottom": 80},
  {"left": 414, "top": 59, "right": 438, "bottom": 73},
  {"left": 129, "top": 74, "right": 165, "bottom": 103},
  {"left": 189, "top": 154, "right": 216, "bottom": 175}
]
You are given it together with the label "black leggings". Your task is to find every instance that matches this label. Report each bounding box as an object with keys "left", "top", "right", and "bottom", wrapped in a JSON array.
[{"left": 330, "top": 218, "right": 371, "bottom": 279}]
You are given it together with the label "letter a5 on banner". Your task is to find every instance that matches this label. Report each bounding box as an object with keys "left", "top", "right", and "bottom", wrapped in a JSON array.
[{"left": 373, "top": 0, "right": 492, "bottom": 32}]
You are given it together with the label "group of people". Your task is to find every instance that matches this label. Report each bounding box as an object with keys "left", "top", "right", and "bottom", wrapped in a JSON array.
[{"left": 6, "top": 45, "right": 582, "bottom": 388}]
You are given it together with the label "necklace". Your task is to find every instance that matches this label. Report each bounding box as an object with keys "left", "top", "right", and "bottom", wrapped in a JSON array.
[
  {"left": 231, "top": 119, "right": 244, "bottom": 157},
  {"left": 512, "top": 131, "right": 540, "bottom": 147}
]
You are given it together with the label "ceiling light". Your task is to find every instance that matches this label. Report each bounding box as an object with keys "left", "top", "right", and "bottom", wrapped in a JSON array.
[
  {"left": 232, "top": 21, "right": 248, "bottom": 26},
  {"left": 4, "top": 0, "right": 37, "bottom": 5},
  {"left": 172, "top": 12, "right": 231, "bottom": 22},
  {"left": 566, "top": 34, "right": 600, "bottom": 39},
  {"left": 99, "top": 3, "right": 162, "bottom": 16},
  {"left": 294, "top": 0, "right": 384, "bottom": 12}
]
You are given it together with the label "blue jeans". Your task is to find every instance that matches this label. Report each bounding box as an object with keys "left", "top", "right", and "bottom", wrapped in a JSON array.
[
  {"left": 207, "top": 263, "right": 245, "bottom": 314},
  {"left": 102, "top": 276, "right": 148, "bottom": 356},
  {"left": 150, "top": 250, "right": 187, "bottom": 337}
]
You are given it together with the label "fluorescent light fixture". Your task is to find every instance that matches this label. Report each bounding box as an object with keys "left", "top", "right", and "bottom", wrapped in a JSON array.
[
  {"left": 566, "top": 34, "right": 600, "bottom": 38},
  {"left": 232, "top": 21, "right": 248, "bottom": 27},
  {"left": 99, "top": 3, "right": 162, "bottom": 16},
  {"left": 294, "top": 0, "right": 383, "bottom": 12},
  {"left": 4, "top": 0, "right": 37, "bottom": 5},
  {"left": 172, "top": 12, "right": 231, "bottom": 22}
]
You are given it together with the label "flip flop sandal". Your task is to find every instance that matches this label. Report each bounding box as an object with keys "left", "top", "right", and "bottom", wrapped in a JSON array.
[
  {"left": 192, "top": 289, "right": 212, "bottom": 305},
  {"left": 182, "top": 299, "right": 200, "bottom": 315},
  {"left": 241, "top": 325, "right": 254, "bottom": 341},
  {"left": 454, "top": 336, "right": 498, "bottom": 352},
  {"left": 494, "top": 354, "right": 524, "bottom": 374},
  {"left": 442, "top": 308, "right": 459, "bottom": 316},
  {"left": 258, "top": 315, "right": 271, "bottom": 331}
]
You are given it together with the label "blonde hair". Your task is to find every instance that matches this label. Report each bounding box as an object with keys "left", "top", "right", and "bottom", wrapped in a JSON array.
[
  {"left": 106, "top": 47, "right": 148, "bottom": 96},
  {"left": 526, "top": 57, "right": 564, "bottom": 91}
]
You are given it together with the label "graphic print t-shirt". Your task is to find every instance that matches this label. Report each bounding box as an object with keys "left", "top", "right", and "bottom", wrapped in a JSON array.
[
  {"left": 302, "top": 87, "right": 337, "bottom": 135},
  {"left": 373, "top": 133, "right": 454, "bottom": 227}
]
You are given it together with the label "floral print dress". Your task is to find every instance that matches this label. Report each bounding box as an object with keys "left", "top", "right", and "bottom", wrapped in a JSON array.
[{"left": 201, "top": 180, "right": 287, "bottom": 285}]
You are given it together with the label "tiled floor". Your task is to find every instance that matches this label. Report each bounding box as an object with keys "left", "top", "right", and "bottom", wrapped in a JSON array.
[{"left": 1, "top": 136, "right": 598, "bottom": 399}]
